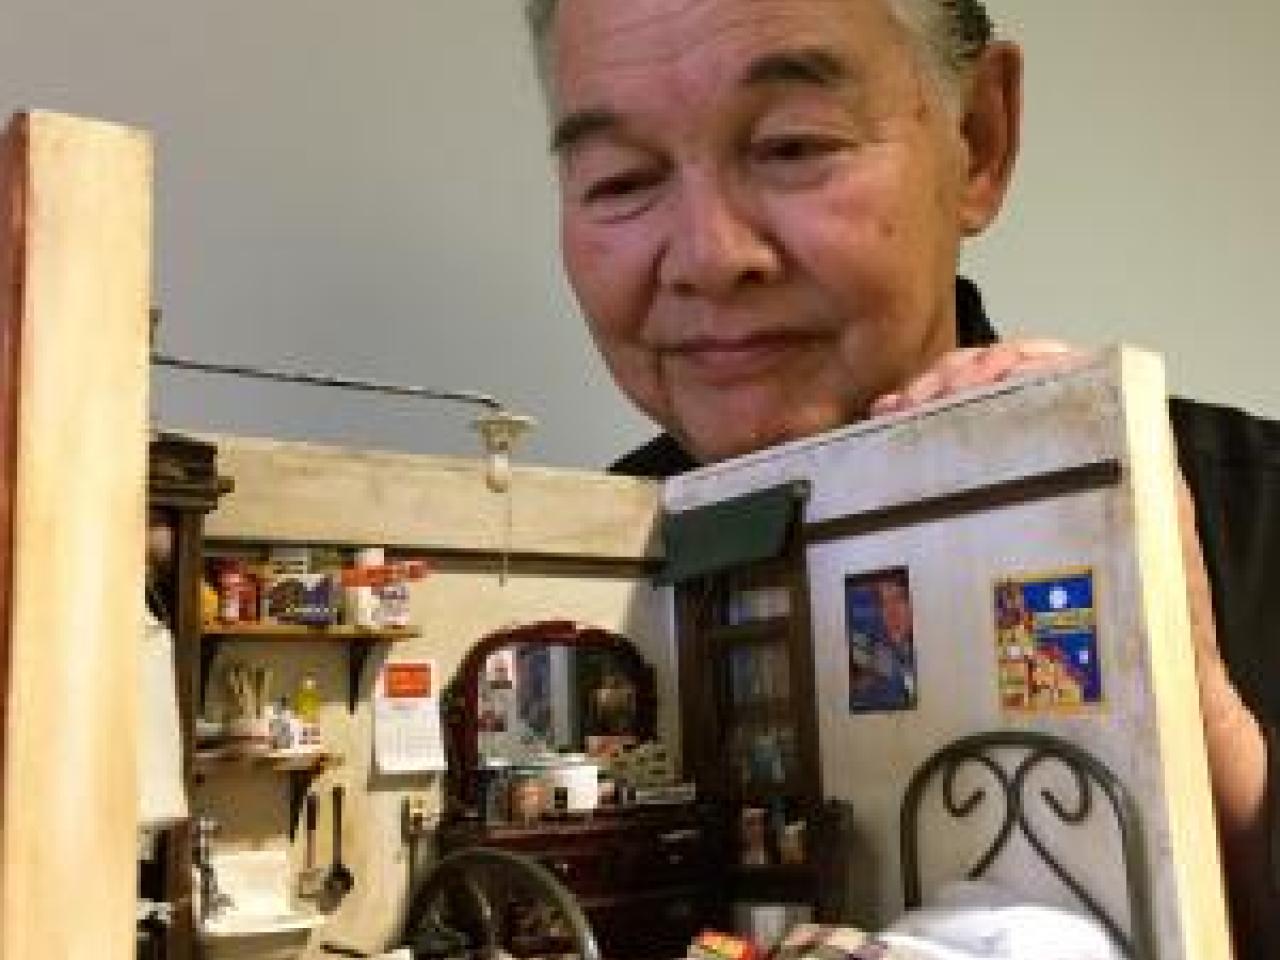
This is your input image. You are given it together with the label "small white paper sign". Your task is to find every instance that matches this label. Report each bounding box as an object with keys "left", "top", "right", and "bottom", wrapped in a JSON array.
[{"left": 373, "top": 659, "right": 446, "bottom": 774}]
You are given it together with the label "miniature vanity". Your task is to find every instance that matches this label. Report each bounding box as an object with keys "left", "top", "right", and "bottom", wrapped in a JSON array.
[{"left": 436, "top": 620, "right": 721, "bottom": 960}]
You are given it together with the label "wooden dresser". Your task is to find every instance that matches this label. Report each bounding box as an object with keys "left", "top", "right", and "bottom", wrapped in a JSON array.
[{"left": 437, "top": 805, "right": 721, "bottom": 960}]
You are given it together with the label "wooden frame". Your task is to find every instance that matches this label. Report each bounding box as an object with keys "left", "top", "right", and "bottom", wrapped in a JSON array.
[{"left": 0, "top": 111, "right": 152, "bottom": 960}]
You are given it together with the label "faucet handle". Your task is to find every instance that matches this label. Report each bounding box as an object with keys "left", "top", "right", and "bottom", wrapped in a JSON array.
[
  {"left": 194, "top": 815, "right": 220, "bottom": 838},
  {"left": 192, "top": 815, "right": 221, "bottom": 861}
]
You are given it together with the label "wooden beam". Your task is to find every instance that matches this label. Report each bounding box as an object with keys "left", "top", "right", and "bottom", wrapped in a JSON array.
[
  {"left": 205, "top": 434, "right": 663, "bottom": 561},
  {"left": 0, "top": 111, "right": 152, "bottom": 960}
]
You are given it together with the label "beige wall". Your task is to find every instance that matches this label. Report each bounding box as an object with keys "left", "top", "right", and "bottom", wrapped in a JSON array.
[
  {"left": 197, "top": 436, "right": 674, "bottom": 957},
  {"left": 965, "top": 0, "right": 1280, "bottom": 416}
]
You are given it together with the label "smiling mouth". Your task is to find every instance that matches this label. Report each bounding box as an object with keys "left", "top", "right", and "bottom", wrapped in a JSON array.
[{"left": 666, "top": 331, "right": 823, "bottom": 385}]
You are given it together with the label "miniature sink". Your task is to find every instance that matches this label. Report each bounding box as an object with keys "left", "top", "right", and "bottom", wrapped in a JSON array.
[{"left": 197, "top": 849, "right": 322, "bottom": 960}]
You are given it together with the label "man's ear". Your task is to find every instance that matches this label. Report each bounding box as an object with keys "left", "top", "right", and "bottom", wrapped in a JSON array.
[{"left": 957, "top": 40, "right": 1023, "bottom": 236}]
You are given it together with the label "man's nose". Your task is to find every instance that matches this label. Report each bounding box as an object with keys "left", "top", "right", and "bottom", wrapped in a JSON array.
[{"left": 659, "top": 171, "right": 781, "bottom": 298}]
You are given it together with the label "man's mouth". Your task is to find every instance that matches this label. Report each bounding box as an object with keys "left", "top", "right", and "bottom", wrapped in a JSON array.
[{"left": 664, "top": 331, "right": 822, "bottom": 385}]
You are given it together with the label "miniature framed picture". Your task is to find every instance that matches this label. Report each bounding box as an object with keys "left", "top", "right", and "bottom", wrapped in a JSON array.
[
  {"left": 846, "top": 566, "right": 917, "bottom": 713},
  {"left": 994, "top": 568, "right": 1101, "bottom": 712}
]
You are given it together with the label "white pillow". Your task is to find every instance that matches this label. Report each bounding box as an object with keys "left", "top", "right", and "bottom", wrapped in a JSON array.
[{"left": 882, "top": 879, "right": 1125, "bottom": 960}]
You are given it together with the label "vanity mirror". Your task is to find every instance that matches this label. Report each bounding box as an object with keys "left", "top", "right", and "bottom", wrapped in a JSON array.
[{"left": 444, "top": 620, "right": 658, "bottom": 814}]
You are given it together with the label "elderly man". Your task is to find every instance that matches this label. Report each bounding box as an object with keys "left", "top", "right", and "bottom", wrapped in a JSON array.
[{"left": 526, "top": 0, "right": 1280, "bottom": 953}]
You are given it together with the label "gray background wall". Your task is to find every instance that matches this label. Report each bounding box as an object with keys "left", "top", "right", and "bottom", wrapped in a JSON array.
[{"left": 3, "top": 1, "right": 1276, "bottom": 469}]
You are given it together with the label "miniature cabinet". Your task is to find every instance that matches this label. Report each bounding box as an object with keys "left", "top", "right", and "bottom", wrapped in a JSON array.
[{"left": 673, "top": 544, "right": 830, "bottom": 912}]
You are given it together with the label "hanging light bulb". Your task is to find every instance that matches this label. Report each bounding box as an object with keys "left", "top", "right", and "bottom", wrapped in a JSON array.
[{"left": 472, "top": 410, "right": 536, "bottom": 493}]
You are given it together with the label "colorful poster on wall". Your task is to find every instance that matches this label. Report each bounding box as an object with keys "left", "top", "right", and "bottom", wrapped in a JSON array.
[
  {"left": 994, "top": 568, "right": 1101, "bottom": 712},
  {"left": 846, "top": 566, "right": 917, "bottom": 713}
]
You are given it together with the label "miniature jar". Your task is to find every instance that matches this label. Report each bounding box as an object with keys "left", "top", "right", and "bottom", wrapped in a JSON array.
[
  {"left": 740, "top": 806, "right": 769, "bottom": 866},
  {"left": 509, "top": 774, "right": 545, "bottom": 825}
]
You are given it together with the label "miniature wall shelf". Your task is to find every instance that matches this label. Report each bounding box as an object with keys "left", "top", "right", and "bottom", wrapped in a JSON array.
[
  {"left": 200, "top": 624, "right": 419, "bottom": 713},
  {"left": 193, "top": 749, "right": 343, "bottom": 839}
]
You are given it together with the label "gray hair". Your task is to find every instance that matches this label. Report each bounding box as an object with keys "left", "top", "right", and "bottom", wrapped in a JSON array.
[{"left": 524, "top": 0, "right": 993, "bottom": 103}]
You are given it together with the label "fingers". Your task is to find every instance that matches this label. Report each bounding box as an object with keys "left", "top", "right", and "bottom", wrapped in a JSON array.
[{"left": 870, "top": 341, "right": 1084, "bottom": 416}]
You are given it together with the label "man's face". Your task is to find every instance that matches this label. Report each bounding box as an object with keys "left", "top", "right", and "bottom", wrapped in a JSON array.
[
  {"left": 878, "top": 578, "right": 912, "bottom": 645},
  {"left": 551, "top": 0, "right": 991, "bottom": 463}
]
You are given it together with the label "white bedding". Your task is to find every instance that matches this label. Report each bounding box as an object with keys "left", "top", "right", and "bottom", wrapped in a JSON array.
[{"left": 878, "top": 880, "right": 1125, "bottom": 960}]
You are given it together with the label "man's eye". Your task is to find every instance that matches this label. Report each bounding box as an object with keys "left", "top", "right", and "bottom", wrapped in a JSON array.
[
  {"left": 583, "top": 169, "right": 663, "bottom": 203},
  {"left": 750, "top": 135, "right": 842, "bottom": 165}
]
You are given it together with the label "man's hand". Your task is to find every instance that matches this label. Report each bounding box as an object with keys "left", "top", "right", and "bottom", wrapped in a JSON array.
[{"left": 869, "top": 340, "right": 1084, "bottom": 415}]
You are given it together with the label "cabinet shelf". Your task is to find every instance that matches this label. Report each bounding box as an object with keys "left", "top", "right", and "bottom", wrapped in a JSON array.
[
  {"left": 204, "top": 622, "right": 419, "bottom": 640},
  {"left": 200, "top": 623, "right": 419, "bottom": 714},
  {"left": 722, "top": 698, "right": 795, "bottom": 724},
  {"left": 704, "top": 616, "right": 792, "bottom": 645},
  {"left": 727, "top": 862, "right": 817, "bottom": 902},
  {"left": 193, "top": 748, "right": 342, "bottom": 772},
  {"left": 193, "top": 749, "right": 343, "bottom": 839}
]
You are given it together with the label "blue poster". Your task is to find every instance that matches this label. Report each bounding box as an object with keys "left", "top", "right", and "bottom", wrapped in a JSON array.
[{"left": 846, "top": 567, "right": 917, "bottom": 713}]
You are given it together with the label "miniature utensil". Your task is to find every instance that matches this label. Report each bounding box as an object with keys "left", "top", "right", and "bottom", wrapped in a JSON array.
[
  {"left": 223, "top": 662, "right": 253, "bottom": 719},
  {"left": 299, "top": 792, "right": 322, "bottom": 897},
  {"left": 252, "top": 664, "right": 271, "bottom": 718},
  {"left": 324, "top": 784, "right": 355, "bottom": 899}
]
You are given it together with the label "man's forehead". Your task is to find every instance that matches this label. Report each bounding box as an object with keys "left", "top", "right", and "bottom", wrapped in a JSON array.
[
  {"left": 550, "top": 42, "right": 863, "bottom": 154},
  {"left": 550, "top": 0, "right": 902, "bottom": 113},
  {"left": 552, "top": 0, "right": 903, "bottom": 73}
]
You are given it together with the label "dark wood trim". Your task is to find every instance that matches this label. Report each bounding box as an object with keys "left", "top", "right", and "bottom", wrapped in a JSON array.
[
  {"left": 784, "top": 536, "right": 822, "bottom": 805},
  {"left": 164, "top": 507, "right": 203, "bottom": 960},
  {"left": 675, "top": 580, "right": 720, "bottom": 806},
  {"left": 0, "top": 113, "right": 29, "bottom": 832},
  {"left": 147, "top": 434, "right": 231, "bottom": 960},
  {"left": 206, "top": 540, "right": 660, "bottom": 582},
  {"left": 804, "top": 458, "right": 1123, "bottom": 545}
]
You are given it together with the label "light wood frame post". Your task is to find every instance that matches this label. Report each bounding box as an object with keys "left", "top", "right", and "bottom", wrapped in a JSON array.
[{"left": 0, "top": 111, "right": 152, "bottom": 960}]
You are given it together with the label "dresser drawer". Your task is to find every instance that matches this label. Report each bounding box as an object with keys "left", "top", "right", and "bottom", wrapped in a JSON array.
[
  {"left": 588, "top": 888, "right": 707, "bottom": 959},
  {"left": 532, "top": 847, "right": 615, "bottom": 897},
  {"left": 622, "top": 829, "right": 711, "bottom": 890}
]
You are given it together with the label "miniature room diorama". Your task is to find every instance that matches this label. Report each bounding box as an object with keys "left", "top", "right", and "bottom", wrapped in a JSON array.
[{"left": 1, "top": 112, "right": 1233, "bottom": 960}]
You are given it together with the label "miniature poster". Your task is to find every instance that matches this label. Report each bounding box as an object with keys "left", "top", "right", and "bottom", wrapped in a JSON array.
[
  {"left": 994, "top": 568, "right": 1101, "bottom": 712},
  {"left": 373, "top": 659, "right": 446, "bottom": 774},
  {"left": 846, "top": 566, "right": 917, "bottom": 713}
]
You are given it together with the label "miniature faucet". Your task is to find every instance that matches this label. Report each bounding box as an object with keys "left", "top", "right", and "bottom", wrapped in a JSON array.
[{"left": 192, "top": 815, "right": 233, "bottom": 922}]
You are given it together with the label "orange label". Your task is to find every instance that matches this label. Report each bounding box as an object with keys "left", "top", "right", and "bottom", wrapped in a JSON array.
[{"left": 384, "top": 662, "right": 432, "bottom": 698}]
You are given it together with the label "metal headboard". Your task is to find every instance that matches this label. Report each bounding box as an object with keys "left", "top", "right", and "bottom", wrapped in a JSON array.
[{"left": 900, "top": 730, "right": 1157, "bottom": 960}]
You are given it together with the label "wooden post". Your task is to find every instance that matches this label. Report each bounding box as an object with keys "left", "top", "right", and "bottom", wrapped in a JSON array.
[{"left": 0, "top": 111, "right": 152, "bottom": 960}]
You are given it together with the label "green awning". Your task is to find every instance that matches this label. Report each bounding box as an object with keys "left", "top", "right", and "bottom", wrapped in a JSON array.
[{"left": 657, "top": 481, "right": 808, "bottom": 585}]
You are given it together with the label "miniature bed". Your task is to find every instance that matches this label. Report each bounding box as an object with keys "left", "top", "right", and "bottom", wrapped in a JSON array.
[{"left": 891, "top": 728, "right": 1154, "bottom": 960}]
